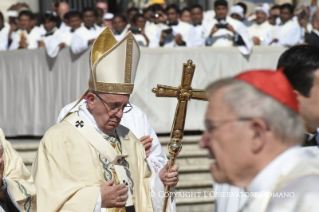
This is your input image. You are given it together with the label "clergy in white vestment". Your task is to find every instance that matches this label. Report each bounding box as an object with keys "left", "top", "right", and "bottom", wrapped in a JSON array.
[
  {"left": 0, "top": 128, "right": 36, "bottom": 212},
  {"left": 31, "top": 27, "right": 178, "bottom": 212},
  {"left": 9, "top": 11, "right": 44, "bottom": 50},
  {"left": 205, "top": 0, "right": 253, "bottom": 55},
  {"left": 261, "top": 4, "right": 301, "bottom": 47},
  {"left": 0, "top": 13, "right": 9, "bottom": 51},
  {"left": 62, "top": 11, "right": 82, "bottom": 46},
  {"left": 144, "top": 5, "right": 168, "bottom": 48},
  {"left": 70, "top": 7, "right": 103, "bottom": 54},
  {"left": 190, "top": 4, "right": 210, "bottom": 47},
  {"left": 112, "top": 14, "right": 129, "bottom": 41},
  {"left": 130, "top": 14, "right": 149, "bottom": 47},
  {"left": 57, "top": 100, "right": 167, "bottom": 174},
  {"left": 38, "top": 12, "right": 64, "bottom": 58},
  {"left": 248, "top": 4, "right": 273, "bottom": 45},
  {"left": 201, "top": 69, "right": 319, "bottom": 212},
  {"left": 159, "top": 4, "right": 199, "bottom": 47}
]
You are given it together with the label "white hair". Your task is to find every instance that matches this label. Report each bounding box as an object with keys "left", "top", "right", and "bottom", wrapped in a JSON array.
[{"left": 206, "top": 78, "right": 304, "bottom": 145}]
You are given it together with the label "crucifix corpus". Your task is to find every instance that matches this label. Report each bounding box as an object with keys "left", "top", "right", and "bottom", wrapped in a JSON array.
[{"left": 152, "top": 59, "right": 209, "bottom": 212}]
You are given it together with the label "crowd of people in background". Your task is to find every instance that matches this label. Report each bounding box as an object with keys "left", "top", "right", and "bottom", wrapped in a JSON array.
[{"left": 0, "top": 0, "right": 319, "bottom": 57}]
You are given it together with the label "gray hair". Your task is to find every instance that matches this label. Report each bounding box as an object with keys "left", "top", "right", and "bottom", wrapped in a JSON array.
[{"left": 206, "top": 78, "right": 304, "bottom": 145}]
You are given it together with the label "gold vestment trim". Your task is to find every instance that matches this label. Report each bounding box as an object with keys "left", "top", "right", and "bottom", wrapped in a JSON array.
[{"left": 89, "top": 80, "right": 134, "bottom": 94}]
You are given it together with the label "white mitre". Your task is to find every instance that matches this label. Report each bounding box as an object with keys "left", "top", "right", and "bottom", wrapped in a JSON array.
[
  {"left": 62, "top": 27, "right": 140, "bottom": 119},
  {"left": 89, "top": 27, "right": 140, "bottom": 94}
]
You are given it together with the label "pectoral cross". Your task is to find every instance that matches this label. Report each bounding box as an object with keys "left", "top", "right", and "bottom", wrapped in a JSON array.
[{"left": 152, "top": 60, "right": 208, "bottom": 212}]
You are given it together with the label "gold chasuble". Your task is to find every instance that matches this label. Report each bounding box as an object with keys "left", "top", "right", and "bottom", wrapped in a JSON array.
[
  {"left": 31, "top": 113, "right": 154, "bottom": 212},
  {"left": 0, "top": 128, "right": 36, "bottom": 212},
  {"left": 31, "top": 28, "right": 156, "bottom": 212}
]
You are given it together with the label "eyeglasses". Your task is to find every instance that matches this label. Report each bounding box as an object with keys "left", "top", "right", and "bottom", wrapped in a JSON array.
[
  {"left": 94, "top": 93, "right": 133, "bottom": 114},
  {"left": 204, "top": 118, "right": 253, "bottom": 133}
]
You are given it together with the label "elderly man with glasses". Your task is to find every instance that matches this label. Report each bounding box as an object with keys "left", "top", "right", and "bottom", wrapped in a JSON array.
[
  {"left": 32, "top": 28, "right": 178, "bottom": 212},
  {"left": 200, "top": 70, "right": 319, "bottom": 212}
]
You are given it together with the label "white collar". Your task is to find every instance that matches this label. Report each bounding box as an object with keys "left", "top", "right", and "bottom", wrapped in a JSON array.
[
  {"left": 313, "top": 29, "right": 319, "bottom": 37},
  {"left": 247, "top": 146, "right": 301, "bottom": 192},
  {"left": 77, "top": 101, "right": 116, "bottom": 135}
]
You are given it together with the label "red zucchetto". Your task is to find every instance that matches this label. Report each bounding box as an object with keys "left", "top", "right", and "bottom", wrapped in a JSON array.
[{"left": 235, "top": 69, "right": 299, "bottom": 113}]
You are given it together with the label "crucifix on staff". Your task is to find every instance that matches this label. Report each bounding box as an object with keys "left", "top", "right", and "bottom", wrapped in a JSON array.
[{"left": 152, "top": 60, "right": 208, "bottom": 212}]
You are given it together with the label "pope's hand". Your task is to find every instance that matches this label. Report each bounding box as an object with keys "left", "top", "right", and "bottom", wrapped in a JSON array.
[
  {"left": 139, "top": 136, "right": 152, "bottom": 158},
  {"left": 159, "top": 162, "right": 179, "bottom": 187},
  {"left": 101, "top": 179, "right": 128, "bottom": 208}
]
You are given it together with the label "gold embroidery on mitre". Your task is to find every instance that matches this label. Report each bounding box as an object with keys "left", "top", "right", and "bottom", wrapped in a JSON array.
[
  {"left": 91, "top": 27, "right": 118, "bottom": 68},
  {"left": 89, "top": 80, "right": 134, "bottom": 94},
  {"left": 124, "top": 34, "right": 133, "bottom": 83}
]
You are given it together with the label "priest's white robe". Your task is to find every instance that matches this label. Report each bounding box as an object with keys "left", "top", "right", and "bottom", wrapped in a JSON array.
[
  {"left": 261, "top": 20, "right": 301, "bottom": 47},
  {"left": 190, "top": 24, "right": 209, "bottom": 47},
  {"left": 0, "top": 23, "right": 10, "bottom": 51},
  {"left": 205, "top": 16, "right": 253, "bottom": 55},
  {"left": 70, "top": 25, "right": 103, "bottom": 54},
  {"left": 162, "top": 20, "right": 199, "bottom": 47},
  {"left": 32, "top": 103, "right": 175, "bottom": 211},
  {"left": 0, "top": 128, "right": 36, "bottom": 212},
  {"left": 248, "top": 21, "right": 273, "bottom": 44},
  {"left": 9, "top": 26, "right": 44, "bottom": 50},
  {"left": 56, "top": 99, "right": 168, "bottom": 175},
  {"left": 114, "top": 28, "right": 129, "bottom": 42},
  {"left": 144, "top": 22, "right": 168, "bottom": 48},
  {"left": 133, "top": 34, "right": 148, "bottom": 47},
  {"left": 40, "top": 27, "right": 64, "bottom": 58},
  {"left": 62, "top": 30, "right": 74, "bottom": 46},
  {"left": 59, "top": 21, "right": 71, "bottom": 32}
]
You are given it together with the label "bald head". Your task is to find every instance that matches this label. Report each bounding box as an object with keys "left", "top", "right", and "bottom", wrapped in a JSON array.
[
  {"left": 58, "top": 2, "right": 70, "bottom": 19},
  {"left": 96, "top": 1, "right": 108, "bottom": 14}
]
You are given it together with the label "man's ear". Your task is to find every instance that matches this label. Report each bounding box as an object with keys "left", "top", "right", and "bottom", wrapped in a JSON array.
[
  {"left": 86, "top": 93, "right": 95, "bottom": 110},
  {"left": 250, "top": 118, "right": 268, "bottom": 153}
]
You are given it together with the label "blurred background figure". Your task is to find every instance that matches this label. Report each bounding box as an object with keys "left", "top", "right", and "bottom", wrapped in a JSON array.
[
  {"left": 159, "top": 4, "right": 197, "bottom": 47},
  {"left": 230, "top": 5, "right": 245, "bottom": 22},
  {"left": 236, "top": 2, "right": 252, "bottom": 26},
  {"left": 0, "top": 11, "right": 10, "bottom": 51},
  {"left": 57, "top": 1, "right": 70, "bottom": 32},
  {"left": 112, "top": 14, "right": 128, "bottom": 40},
  {"left": 38, "top": 12, "right": 64, "bottom": 58},
  {"left": 180, "top": 8, "right": 192, "bottom": 24},
  {"left": 190, "top": 4, "right": 207, "bottom": 46},
  {"left": 70, "top": 7, "right": 102, "bottom": 54},
  {"left": 63, "top": 11, "right": 82, "bottom": 46},
  {"left": 96, "top": 7, "right": 104, "bottom": 27},
  {"left": 96, "top": 0, "right": 108, "bottom": 15},
  {"left": 262, "top": 3, "right": 301, "bottom": 46},
  {"left": 103, "top": 13, "right": 114, "bottom": 31},
  {"left": 268, "top": 5, "right": 281, "bottom": 25},
  {"left": 9, "top": 10, "right": 43, "bottom": 50},
  {"left": 130, "top": 13, "right": 149, "bottom": 46},
  {"left": 305, "top": 10, "right": 319, "bottom": 47},
  {"left": 127, "top": 7, "right": 139, "bottom": 26},
  {"left": 248, "top": 3, "right": 273, "bottom": 45}
]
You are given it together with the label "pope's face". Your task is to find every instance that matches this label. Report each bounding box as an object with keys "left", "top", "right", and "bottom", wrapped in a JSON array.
[
  {"left": 256, "top": 10, "right": 267, "bottom": 24},
  {"left": 204, "top": 87, "right": 253, "bottom": 185},
  {"left": 87, "top": 93, "right": 129, "bottom": 132}
]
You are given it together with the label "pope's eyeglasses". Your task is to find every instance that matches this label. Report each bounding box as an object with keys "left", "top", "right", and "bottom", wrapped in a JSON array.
[{"left": 94, "top": 93, "right": 133, "bottom": 114}]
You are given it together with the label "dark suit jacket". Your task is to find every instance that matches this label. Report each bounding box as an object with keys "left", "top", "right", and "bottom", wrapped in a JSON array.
[{"left": 305, "top": 31, "right": 319, "bottom": 48}]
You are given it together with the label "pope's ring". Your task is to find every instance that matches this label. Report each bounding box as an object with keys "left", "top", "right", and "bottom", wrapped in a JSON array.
[{"left": 118, "top": 195, "right": 123, "bottom": 202}]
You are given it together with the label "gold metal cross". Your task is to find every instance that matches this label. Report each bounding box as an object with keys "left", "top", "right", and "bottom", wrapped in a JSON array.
[{"left": 152, "top": 60, "right": 208, "bottom": 212}]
